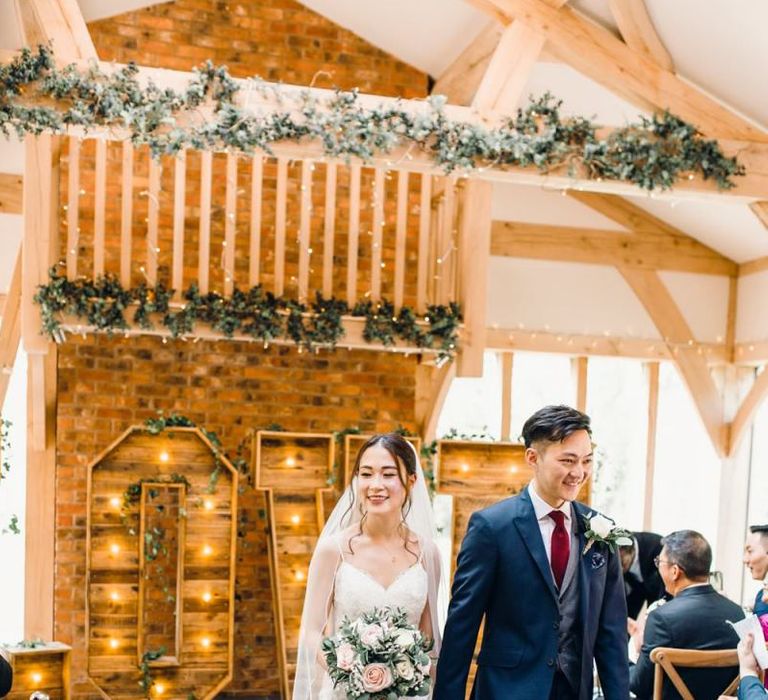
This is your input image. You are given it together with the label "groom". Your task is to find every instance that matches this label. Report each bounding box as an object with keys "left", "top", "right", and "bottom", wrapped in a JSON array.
[{"left": 434, "top": 405, "right": 629, "bottom": 699}]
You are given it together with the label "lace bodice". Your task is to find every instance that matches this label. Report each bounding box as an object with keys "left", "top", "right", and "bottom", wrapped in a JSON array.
[
  {"left": 333, "top": 561, "right": 428, "bottom": 629},
  {"left": 319, "top": 560, "right": 429, "bottom": 700}
]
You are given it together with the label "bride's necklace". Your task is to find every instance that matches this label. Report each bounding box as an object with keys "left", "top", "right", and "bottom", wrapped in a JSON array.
[{"left": 364, "top": 524, "right": 406, "bottom": 564}]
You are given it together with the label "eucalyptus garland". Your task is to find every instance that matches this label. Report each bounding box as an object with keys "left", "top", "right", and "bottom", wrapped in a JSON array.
[
  {"left": 33, "top": 271, "right": 462, "bottom": 358},
  {"left": 0, "top": 46, "right": 744, "bottom": 191}
]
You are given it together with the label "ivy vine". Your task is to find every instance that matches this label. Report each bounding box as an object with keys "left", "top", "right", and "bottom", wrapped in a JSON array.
[
  {"left": 138, "top": 647, "right": 166, "bottom": 695},
  {"left": 33, "top": 271, "right": 462, "bottom": 358},
  {"left": 0, "top": 46, "right": 744, "bottom": 191},
  {"left": 0, "top": 418, "right": 20, "bottom": 535}
]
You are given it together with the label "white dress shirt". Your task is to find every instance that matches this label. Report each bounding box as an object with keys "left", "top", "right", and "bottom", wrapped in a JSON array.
[{"left": 528, "top": 480, "right": 573, "bottom": 567}]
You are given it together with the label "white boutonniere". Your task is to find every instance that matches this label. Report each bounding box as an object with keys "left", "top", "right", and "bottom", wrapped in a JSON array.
[{"left": 582, "top": 512, "right": 633, "bottom": 554}]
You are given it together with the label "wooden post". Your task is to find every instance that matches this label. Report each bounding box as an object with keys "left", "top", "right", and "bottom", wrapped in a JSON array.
[
  {"left": 346, "top": 164, "right": 361, "bottom": 305},
  {"left": 573, "top": 356, "right": 588, "bottom": 412},
  {"left": 172, "top": 150, "right": 186, "bottom": 298},
  {"left": 249, "top": 154, "right": 263, "bottom": 287},
  {"left": 456, "top": 180, "right": 493, "bottom": 377},
  {"left": 224, "top": 153, "right": 237, "bottom": 296},
  {"left": 65, "top": 136, "right": 79, "bottom": 279},
  {"left": 370, "top": 167, "right": 385, "bottom": 301},
  {"left": 198, "top": 150, "right": 212, "bottom": 294},
  {"left": 297, "top": 160, "right": 312, "bottom": 302},
  {"left": 643, "top": 361, "right": 660, "bottom": 530},
  {"left": 93, "top": 138, "right": 107, "bottom": 278},
  {"left": 500, "top": 352, "right": 513, "bottom": 441},
  {"left": 274, "top": 157, "right": 288, "bottom": 296},
  {"left": 146, "top": 155, "right": 160, "bottom": 286},
  {"left": 417, "top": 174, "right": 432, "bottom": 313},
  {"left": 120, "top": 140, "right": 133, "bottom": 287},
  {"left": 322, "top": 163, "right": 337, "bottom": 298}
]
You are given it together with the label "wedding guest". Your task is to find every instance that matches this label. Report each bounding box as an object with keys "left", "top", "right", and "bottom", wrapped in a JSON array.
[
  {"left": 0, "top": 650, "right": 11, "bottom": 695},
  {"left": 620, "top": 531, "right": 665, "bottom": 621},
  {"left": 744, "top": 524, "right": 768, "bottom": 619},
  {"left": 629, "top": 530, "right": 744, "bottom": 700},
  {"left": 736, "top": 633, "right": 766, "bottom": 699}
]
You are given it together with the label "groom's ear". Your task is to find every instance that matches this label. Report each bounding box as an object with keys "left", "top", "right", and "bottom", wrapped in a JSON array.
[{"left": 525, "top": 446, "right": 539, "bottom": 469}]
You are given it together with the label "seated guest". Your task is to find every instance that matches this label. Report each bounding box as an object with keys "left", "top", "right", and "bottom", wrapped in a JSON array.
[
  {"left": 0, "top": 651, "right": 11, "bottom": 696},
  {"left": 629, "top": 529, "right": 744, "bottom": 700},
  {"left": 737, "top": 633, "right": 766, "bottom": 699},
  {"left": 620, "top": 531, "right": 666, "bottom": 621}
]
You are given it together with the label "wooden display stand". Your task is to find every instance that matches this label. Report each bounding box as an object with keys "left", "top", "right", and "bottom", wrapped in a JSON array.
[
  {"left": 86, "top": 426, "right": 238, "bottom": 699},
  {"left": 0, "top": 642, "right": 71, "bottom": 700},
  {"left": 253, "top": 431, "right": 335, "bottom": 699},
  {"left": 342, "top": 433, "right": 422, "bottom": 486}
]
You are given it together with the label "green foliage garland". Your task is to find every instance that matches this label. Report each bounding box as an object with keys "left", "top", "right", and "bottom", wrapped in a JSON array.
[
  {"left": 0, "top": 418, "right": 20, "bottom": 535},
  {"left": 34, "top": 271, "right": 462, "bottom": 358},
  {"left": 0, "top": 46, "right": 744, "bottom": 191}
]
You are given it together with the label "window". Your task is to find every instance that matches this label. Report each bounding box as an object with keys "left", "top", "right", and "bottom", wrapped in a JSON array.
[
  {"left": 586, "top": 357, "right": 648, "bottom": 529},
  {"left": 652, "top": 362, "right": 720, "bottom": 555},
  {"left": 0, "top": 348, "right": 27, "bottom": 642},
  {"left": 437, "top": 351, "right": 502, "bottom": 439}
]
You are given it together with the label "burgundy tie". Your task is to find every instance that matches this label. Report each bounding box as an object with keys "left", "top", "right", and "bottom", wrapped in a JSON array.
[{"left": 549, "top": 510, "right": 569, "bottom": 589}]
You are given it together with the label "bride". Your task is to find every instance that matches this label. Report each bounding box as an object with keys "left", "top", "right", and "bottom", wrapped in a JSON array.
[{"left": 292, "top": 433, "right": 445, "bottom": 699}]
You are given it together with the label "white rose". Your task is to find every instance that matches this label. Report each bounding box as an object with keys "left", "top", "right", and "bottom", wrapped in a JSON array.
[
  {"left": 359, "top": 623, "right": 384, "bottom": 648},
  {"left": 336, "top": 642, "right": 356, "bottom": 671},
  {"left": 589, "top": 513, "right": 613, "bottom": 538},
  {"left": 395, "top": 659, "right": 415, "bottom": 681},
  {"left": 395, "top": 629, "right": 416, "bottom": 648}
]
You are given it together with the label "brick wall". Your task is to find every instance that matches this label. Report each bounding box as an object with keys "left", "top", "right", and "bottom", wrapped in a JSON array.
[
  {"left": 56, "top": 334, "right": 418, "bottom": 698},
  {"left": 87, "top": 0, "right": 429, "bottom": 97},
  {"left": 52, "top": 6, "right": 429, "bottom": 697}
]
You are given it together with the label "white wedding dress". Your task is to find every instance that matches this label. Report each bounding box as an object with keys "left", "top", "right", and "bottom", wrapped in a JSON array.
[{"left": 318, "top": 555, "right": 430, "bottom": 700}]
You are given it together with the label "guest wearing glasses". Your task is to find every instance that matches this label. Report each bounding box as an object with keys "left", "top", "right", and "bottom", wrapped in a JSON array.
[{"left": 629, "top": 530, "right": 744, "bottom": 700}]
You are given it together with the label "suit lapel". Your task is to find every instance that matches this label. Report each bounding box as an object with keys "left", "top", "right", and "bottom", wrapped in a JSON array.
[
  {"left": 514, "top": 488, "right": 558, "bottom": 602},
  {"left": 573, "top": 502, "right": 591, "bottom": 626}
]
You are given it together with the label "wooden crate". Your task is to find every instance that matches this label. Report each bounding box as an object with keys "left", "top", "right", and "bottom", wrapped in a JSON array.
[
  {"left": 252, "top": 431, "right": 335, "bottom": 700},
  {"left": 342, "top": 433, "right": 422, "bottom": 486},
  {"left": 86, "top": 426, "right": 238, "bottom": 699},
  {"left": 1, "top": 642, "right": 71, "bottom": 700}
]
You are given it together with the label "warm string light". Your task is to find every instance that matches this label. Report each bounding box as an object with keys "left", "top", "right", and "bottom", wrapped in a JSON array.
[
  {"left": 110, "top": 591, "right": 120, "bottom": 602},
  {"left": 202, "top": 544, "right": 213, "bottom": 557},
  {"left": 110, "top": 543, "right": 120, "bottom": 555},
  {"left": 110, "top": 638, "right": 120, "bottom": 649},
  {"left": 31, "top": 671, "right": 42, "bottom": 685},
  {"left": 159, "top": 451, "right": 169, "bottom": 463},
  {"left": 204, "top": 499, "right": 214, "bottom": 511},
  {"left": 290, "top": 514, "right": 301, "bottom": 525},
  {"left": 460, "top": 463, "right": 470, "bottom": 474},
  {"left": 202, "top": 591, "right": 212, "bottom": 603},
  {"left": 201, "top": 637, "right": 211, "bottom": 649},
  {"left": 294, "top": 570, "right": 305, "bottom": 582},
  {"left": 110, "top": 496, "right": 121, "bottom": 509},
  {"left": 285, "top": 457, "right": 296, "bottom": 468}
]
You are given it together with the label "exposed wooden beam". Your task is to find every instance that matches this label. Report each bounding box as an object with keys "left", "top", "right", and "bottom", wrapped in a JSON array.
[
  {"left": 472, "top": 20, "right": 545, "bottom": 113},
  {"left": 457, "top": 181, "right": 494, "bottom": 376},
  {"left": 750, "top": 201, "right": 768, "bottom": 230},
  {"left": 607, "top": 0, "right": 673, "bottom": 71},
  {"left": 491, "top": 220, "right": 737, "bottom": 275},
  {"left": 739, "top": 256, "right": 768, "bottom": 277},
  {"left": 500, "top": 352, "right": 513, "bottom": 440},
  {"left": 432, "top": 22, "right": 503, "bottom": 105},
  {"left": 486, "top": 326, "right": 727, "bottom": 363},
  {"left": 642, "top": 361, "right": 659, "bottom": 529},
  {"left": 619, "top": 268, "right": 726, "bottom": 455},
  {"left": 478, "top": 0, "right": 768, "bottom": 143},
  {"left": 2, "top": 47, "right": 766, "bottom": 200},
  {"left": 13, "top": 0, "right": 97, "bottom": 60},
  {"left": 415, "top": 361, "right": 457, "bottom": 443},
  {"left": 725, "top": 276, "right": 738, "bottom": 363},
  {"left": 0, "top": 250, "right": 22, "bottom": 410},
  {"left": 572, "top": 356, "right": 588, "bottom": 411},
  {"left": 0, "top": 173, "right": 23, "bottom": 215},
  {"left": 728, "top": 366, "right": 768, "bottom": 456}
]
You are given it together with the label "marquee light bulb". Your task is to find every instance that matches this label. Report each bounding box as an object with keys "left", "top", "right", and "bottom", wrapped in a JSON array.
[
  {"left": 285, "top": 457, "right": 296, "bottom": 467},
  {"left": 159, "top": 451, "right": 169, "bottom": 463}
]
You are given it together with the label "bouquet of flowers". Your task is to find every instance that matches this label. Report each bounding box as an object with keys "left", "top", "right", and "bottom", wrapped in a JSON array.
[{"left": 321, "top": 606, "right": 433, "bottom": 699}]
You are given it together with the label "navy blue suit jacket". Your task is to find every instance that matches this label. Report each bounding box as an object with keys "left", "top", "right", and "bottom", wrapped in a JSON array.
[{"left": 433, "top": 488, "right": 629, "bottom": 700}]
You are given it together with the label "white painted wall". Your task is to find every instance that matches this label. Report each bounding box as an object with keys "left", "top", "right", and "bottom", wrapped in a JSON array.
[
  {"left": 659, "top": 271, "right": 730, "bottom": 343},
  {"left": 486, "top": 257, "right": 661, "bottom": 337}
]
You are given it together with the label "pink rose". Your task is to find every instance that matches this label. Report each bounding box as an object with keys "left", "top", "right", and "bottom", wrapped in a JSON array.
[
  {"left": 361, "top": 663, "right": 393, "bottom": 693},
  {"left": 336, "top": 642, "right": 355, "bottom": 671},
  {"left": 359, "top": 623, "right": 384, "bottom": 648}
]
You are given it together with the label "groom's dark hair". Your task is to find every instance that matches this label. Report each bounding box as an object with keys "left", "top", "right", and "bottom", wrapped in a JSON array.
[
  {"left": 749, "top": 524, "right": 768, "bottom": 547},
  {"left": 521, "top": 405, "right": 591, "bottom": 448}
]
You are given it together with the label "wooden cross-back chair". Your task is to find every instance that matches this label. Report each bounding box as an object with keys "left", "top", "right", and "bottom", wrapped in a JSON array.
[{"left": 649, "top": 647, "right": 762, "bottom": 700}]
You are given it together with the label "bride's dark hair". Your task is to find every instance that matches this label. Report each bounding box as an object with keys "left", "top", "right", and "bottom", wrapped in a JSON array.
[{"left": 342, "top": 432, "right": 419, "bottom": 558}]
